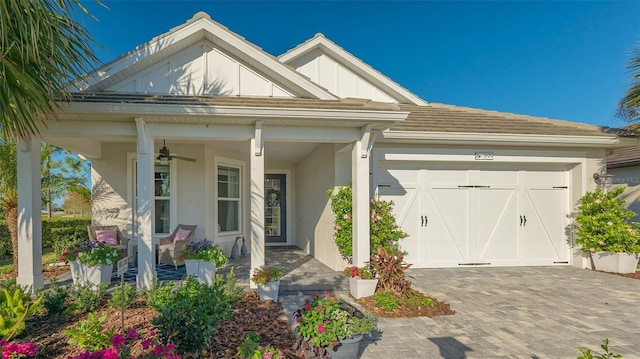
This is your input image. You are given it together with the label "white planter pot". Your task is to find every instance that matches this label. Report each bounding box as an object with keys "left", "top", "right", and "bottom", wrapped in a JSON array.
[
  {"left": 349, "top": 277, "right": 378, "bottom": 299},
  {"left": 69, "top": 261, "right": 84, "bottom": 284},
  {"left": 592, "top": 252, "right": 639, "bottom": 274},
  {"left": 84, "top": 264, "right": 113, "bottom": 286},
  {"left": 198, "top": 261, "right": 216, "bottom": 284},
  {"left": 257, "top": 280, "right": 280, "bottom": 302},
  {"left": 185, "top": 259, "right": 200, "bottom": 277}
]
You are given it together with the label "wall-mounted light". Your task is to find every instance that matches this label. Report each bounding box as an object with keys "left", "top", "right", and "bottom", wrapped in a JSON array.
[{"left": 593, "top": 171, "right": 614, "bottom": 189}]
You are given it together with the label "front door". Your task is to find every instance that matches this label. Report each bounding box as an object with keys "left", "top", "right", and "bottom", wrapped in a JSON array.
[{"left": 265, "top": 174, "right": 286, "bottom": 243}]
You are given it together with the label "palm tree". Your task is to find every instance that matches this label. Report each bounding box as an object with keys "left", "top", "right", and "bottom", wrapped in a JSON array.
[
  {"left": 618, "top": 44, "right": 640, "bottom": 123},
  {"left": 0, "top": 137, "right": 18, "bottom": 276},
  {"left": 0, "top": 1, "right": 99, "bottom": 278},
  {"left": 0, "top": 0, "right": 99, "bottom": 140}
]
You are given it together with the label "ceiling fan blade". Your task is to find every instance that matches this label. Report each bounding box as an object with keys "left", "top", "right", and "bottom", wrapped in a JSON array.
[{"left": 171, "top": 155, "right": 197, "bottom": 162}]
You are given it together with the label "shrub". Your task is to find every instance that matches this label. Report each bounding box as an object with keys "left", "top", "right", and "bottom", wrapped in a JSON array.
[
  {"left": 574, "top": 187, "right": 640, "bottom": 254},
  {"left": 67, "top": 282, "right": 107, "bottom": 314},
  {"left": 38, "top": 277, "right": 69, "bottom": 314},
  {"left": 149, "top": 276, "right": 234, "bottom": 355},
  {"left": 219, "top": 266, "right": 244, "bottom": 305},
  {"left": 108, "top": 283, "right": 137, "bottom": 310},
  {"left": 328, "top": 184, "right": 407, "bottom": 262},
  {"left": 64, "top": 312, "right": 114, "bottom": 351},
  {"left": 144, "top": 281, "right": 176, "bottom": 310}
]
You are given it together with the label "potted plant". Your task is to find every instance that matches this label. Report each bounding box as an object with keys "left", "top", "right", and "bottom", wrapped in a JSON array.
[
  {"left": 182, "top": 239, "right": 228, "bottom": 283},
  {"left": 76, "top": 241, "right": 122, "bottom": 285},
  {"left": 61, "top": 248, "right": 83, "bottom": 284},
  {"left": 251, "top": 265, "right": 284, "bottom": 302},
  {"left": 293, "top": 291, "right": 377, "bottom": 359},
  {"left": 196, "top": 242, "right": 228, "bottom": 284},
  {"left": 343, "top": 265, "right": 378, "bottom": 299},
  {"left": 574, "top": 187, "right": 640, "bottom": 273}
]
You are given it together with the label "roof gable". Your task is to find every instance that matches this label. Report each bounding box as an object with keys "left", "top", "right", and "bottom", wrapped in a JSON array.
[
  {"left": 78, "top": 12, "right": 335, "bottom": 99},
  {"left": 279, "top": 34, "right": 428, "bottom": 105}
]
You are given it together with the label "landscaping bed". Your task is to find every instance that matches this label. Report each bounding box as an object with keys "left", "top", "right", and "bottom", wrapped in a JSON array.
[{"left": 22, "top": 292, "right": 297, "bottom": 359}]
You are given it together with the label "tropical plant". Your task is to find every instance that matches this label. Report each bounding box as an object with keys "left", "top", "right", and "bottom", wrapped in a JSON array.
[
  {"left": 574, "top": 187, "right": 640, "bottom": 254},
  {"left": 327, "top": 184, "right": 407, "bottom": 262},
  {"left": 293, "top": 291, "right": 376, "bottom": 353},
  {"left": 149, "top": 276, "right": 233, "bottom": 355},
  {"left": 617, "top": 43, "right": 640, "bottom": 124},
  {"left": 0, "top": 139, "right": 17, "bottom": 276},
  {"left": 0, "top": 286, "right": 43, "bottom": 340},
  {"left": 251, "top": 265, "right": 284, "bottom": 286},
  {"left": 0, "top": 0, "right": 100, "bottom": 140},
  {"left": 369, "top": 247, "right": 413, "bottom": 298}
]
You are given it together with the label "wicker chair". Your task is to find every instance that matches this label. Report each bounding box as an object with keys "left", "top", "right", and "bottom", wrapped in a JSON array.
[
  {"left": 87, "top": 225, "right": 129, "bottom": 250},
  {"left": 157, "top": 224, "right": 197, "bottom": 269}
]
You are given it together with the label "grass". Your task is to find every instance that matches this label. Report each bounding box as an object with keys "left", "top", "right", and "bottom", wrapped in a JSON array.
[{"left": 0, "top": 248, "right": 59, "bottom": 275}]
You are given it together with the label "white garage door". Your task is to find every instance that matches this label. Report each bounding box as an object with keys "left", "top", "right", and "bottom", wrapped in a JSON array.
[{"left": 377, "top": 164, "right": 570, "bottom": 268}]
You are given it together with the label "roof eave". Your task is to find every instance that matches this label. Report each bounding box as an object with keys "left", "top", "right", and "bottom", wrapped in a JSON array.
[{"left": 381, "top": 130, "right": 626, "bottom": 148}]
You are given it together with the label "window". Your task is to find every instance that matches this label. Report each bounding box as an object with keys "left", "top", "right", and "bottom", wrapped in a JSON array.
[
  {"left": 154, "top": 164, "right": 171, "bottom": 234},
  {"left": 217, "top": 165, "right": 240, "bottom": 233}
]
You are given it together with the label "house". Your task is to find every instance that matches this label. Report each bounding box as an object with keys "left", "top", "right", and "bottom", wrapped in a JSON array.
[
  {"left": 15, "top": 12, "right": 631, "bottom": 289},
  {"left": 607, "top": 144, "right": 640, "bottom": 220}
]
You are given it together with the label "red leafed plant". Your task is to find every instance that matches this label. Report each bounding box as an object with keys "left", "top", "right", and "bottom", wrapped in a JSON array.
[{"left": 369, "top": 247, "right": 412, "bottom": 297}]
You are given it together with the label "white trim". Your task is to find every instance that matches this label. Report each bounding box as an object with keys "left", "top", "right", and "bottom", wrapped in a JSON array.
[
  {"left": 214, "top": 156, "right": 245, "bottom": 239},
  {"left": 265, "top": 169, "right": 292, "bottom": 247},
  {"left": 382, "top": 130, "right": 623, "bottom": 147},
  {"left": 78, "top": 14, "right": 336, "bottom": 99},
  {"left": 126, "top": 152, "right": 178, "bottom": 237},
  {"left": 60, "top": 102, "right": 410, "bottom": 123}
]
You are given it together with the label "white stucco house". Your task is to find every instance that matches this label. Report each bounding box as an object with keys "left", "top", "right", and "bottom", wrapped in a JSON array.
[{"left": 15, "top": 12, "right": 632, "bottom": 289}]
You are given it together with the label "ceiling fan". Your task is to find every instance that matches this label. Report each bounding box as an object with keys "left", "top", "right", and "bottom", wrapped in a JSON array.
[{"left": 157, "top": 140, "right": 197, "bottom": 163}]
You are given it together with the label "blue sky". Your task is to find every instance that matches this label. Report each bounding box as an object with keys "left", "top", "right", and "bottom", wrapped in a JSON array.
[{"left": 78, "top": 1, "right": 640, "bottom": 128}]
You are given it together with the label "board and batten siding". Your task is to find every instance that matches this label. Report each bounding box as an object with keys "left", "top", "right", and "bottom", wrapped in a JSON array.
[
  {"left": 289, "top": 50, "right": 396, "bottom": 103},
  {"left": 108, "top": 40, "right": 293, "bottom": 97}
]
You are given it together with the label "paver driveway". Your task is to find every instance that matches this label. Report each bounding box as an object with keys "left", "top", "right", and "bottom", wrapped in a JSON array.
[{"left": 360, "top": 266, "right": 640, "bottom": 359}]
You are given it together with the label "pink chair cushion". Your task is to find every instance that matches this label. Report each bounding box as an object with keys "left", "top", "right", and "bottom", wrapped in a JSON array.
[
  {"left": 173, "top": 228, "right": 192, "bottom": 244},
  {"left": 95, "top": 229, "right": 118, "bottom": 246}
]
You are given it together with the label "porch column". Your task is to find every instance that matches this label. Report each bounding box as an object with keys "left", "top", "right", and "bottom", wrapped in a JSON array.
[
  {"left": 16, "top": 138, "right": 43, "bottom": 290},
  {"left": 249, "top": 123, "right": 265, "bottom": 288},
  {"left": 135, "top": 118, "right": 156, "bottom": 289},
  {"left": 351, "top": 138, "right": 370, "bottom": 267}
]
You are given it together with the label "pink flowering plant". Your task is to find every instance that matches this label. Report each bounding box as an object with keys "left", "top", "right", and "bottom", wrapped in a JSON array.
[
  {"left": 251, "top": 266, "right": 284, "bottom": 286},
  {"left": 0, "top": 340, "right": 37, "bottom": 358},
  {"left": 328, "top": 184, "right": 407, "bottom": 262},
  {"left": 68, "top": 329, "right": 180, "bottom": 359},
  {"left": 342, "top": 266, "right": 373, "bottom": 280},
  {"left": 293, "top": 292, "right": 376, "bottom": 353},
  {"left": 574, "top": 187, "right": 640, "bottom": 254}
]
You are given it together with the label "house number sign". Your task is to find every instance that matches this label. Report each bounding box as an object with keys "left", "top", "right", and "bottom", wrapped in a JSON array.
[{"left": 475, "top": 152, "right": 494, "bottom": 160}]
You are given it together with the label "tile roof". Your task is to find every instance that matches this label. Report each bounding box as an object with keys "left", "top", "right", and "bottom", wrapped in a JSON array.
[
  {"left": 608, "top": 145, "right": 640, "bottom": 168},
  {"left": 392, "top": 103, "right": 612, "bottom": 137},
  {"left": 66, "top": 93, "right": 615, "bottom": 138}
]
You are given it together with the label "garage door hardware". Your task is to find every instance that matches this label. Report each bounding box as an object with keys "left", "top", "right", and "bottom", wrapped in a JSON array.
[
  {"left": 458, "top": 262, "right": 491, "bottom": 266},
  {"left": 519, "top": 215, "right": 527, "bottom": 226},
  {"left": 552, "top": 186, "right": 568, "bottom": 189},
  {"left": 458, "top": 185, "right": 491, "bottom": 188},
  {"left": 421, "top": 215, "right": 428, "bottom": 227}
]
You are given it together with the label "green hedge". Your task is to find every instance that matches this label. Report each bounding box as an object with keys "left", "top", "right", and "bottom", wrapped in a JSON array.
[{"left": 0, "top": 217, "right": 91, "bottom": 257}]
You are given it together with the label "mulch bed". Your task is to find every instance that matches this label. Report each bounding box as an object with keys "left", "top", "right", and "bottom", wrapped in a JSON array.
[{"left": 355, "top": 291, "right": 455, "bottom": 318}]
